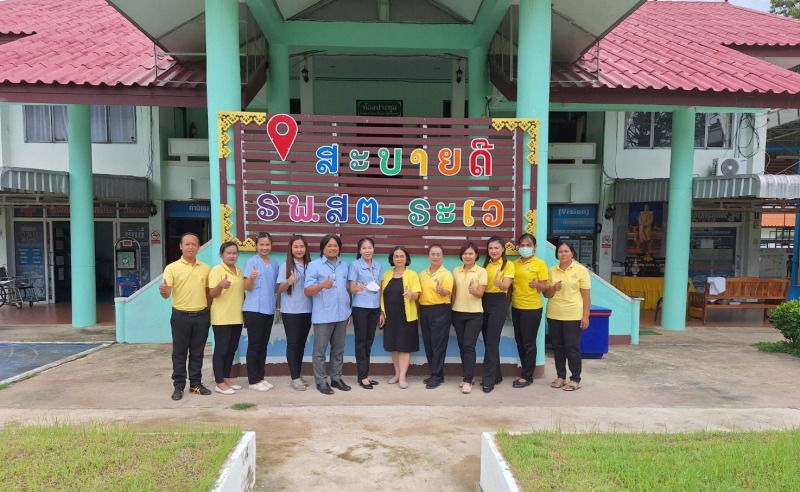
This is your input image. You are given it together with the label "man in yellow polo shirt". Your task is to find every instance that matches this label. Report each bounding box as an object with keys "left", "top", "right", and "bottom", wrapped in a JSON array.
[{"left": 160, "top": 233, "right": 211, "bottom": 400}]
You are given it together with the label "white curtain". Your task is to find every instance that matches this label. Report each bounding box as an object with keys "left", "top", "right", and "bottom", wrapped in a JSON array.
[
  {"left": 108, "top": 106, "right": 136, "bottom": 143},
  {"left": 24, "top": 106, "right": 52, "bottom": 142}
]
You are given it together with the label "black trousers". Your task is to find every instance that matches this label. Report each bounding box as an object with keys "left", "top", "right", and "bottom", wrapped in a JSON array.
[
  {"left": 212, "top": 324, "right": 243, "bottom": 384},
  {"left": 512, "top": 307, "right": 543, "bottom": 381},
  {"left": 419, "top": 304, "right": 451, "bottom": 382},
  {"left": 283, "top": 312, "right": 312, "bottom": 380},
  {"left": 547, "top": 318, "right": 582, "bottom": 382},
  {"left": 452, "top": 311, "right": 482, "bottom": 383},
  {"left": 244, "top": 311, "right": 274, "bottom": 384},
  {"left": 170, "top": 309, "right": 210, "bottom": 389},
  {"left": 352, "top": 306, "right": 381, "bottom": 380},
  {"left": 481, "top": 293, "right": 508, "bottom": 388}
]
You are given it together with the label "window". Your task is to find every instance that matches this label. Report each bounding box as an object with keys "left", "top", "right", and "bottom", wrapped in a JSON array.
[
  {"left": 625, "top": 112, "right": 731, "bottom": 149},
  {"left": 24, "top": 105, "right": 136, "bottom": 143}
]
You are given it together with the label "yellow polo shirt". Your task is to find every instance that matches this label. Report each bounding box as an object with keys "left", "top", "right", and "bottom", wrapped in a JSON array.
[
  {"left": 452, "top": 265, "right": 488, "bottom": 313},
  {"left": 546, "top": 261, "right": 591, "bottom": 320},
  {"left": 484, "top": 259, "right": 515, "bottom": 294},
  {"left": 163, "top": 257, "right": 210, "bottom": 311},
  {"left": 380, "top": 268, "right": 421, "bottom": 322},
  {"left": 419, "top": 266, "right": 454, "bottom": 306},
  {"left": 209, "top": 263, "right": 245, "bottom": 325},
  {"left": 511, "top": 257, "right": 549, "bottom": 309}
]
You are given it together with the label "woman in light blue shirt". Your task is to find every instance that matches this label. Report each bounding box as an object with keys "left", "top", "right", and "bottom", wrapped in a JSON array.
[
  {"left": 348, "top": 237, "right": 383, "bottom": 390},
  {"left": 276, "top": 234, "right": 313, "bottom": 391},
  {"left": 243, "top": 232, "right": 279, "bottom": 392}
]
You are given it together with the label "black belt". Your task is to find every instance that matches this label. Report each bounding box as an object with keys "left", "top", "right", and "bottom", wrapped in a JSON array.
[{"left": 173, "top": 308, "right": 209, "bottom": 317}]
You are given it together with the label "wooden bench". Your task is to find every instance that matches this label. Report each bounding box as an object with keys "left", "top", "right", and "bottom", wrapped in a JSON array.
[{"left": 687, "top": 277, "right": 789, "bottom": 325}]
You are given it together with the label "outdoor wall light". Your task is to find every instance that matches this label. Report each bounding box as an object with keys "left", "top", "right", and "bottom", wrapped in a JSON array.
[
  {"left": 456, "top": 65, "right": 463, "bottom": 84},
  {"left": 604, "top": 204, "right": 616, "bottom": 220},
  {"left": 148, "top": 202, "right": 158, "bottom": 217},
  {"left": 301, "top": 65, "right": 309, "bottom": 83}
]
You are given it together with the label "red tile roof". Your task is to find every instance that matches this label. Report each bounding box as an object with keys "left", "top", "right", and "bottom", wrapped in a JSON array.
[
  {"left": 762, "top": 213, "right": 795, "bottom": 227},
  {"left": 552, "top": 1, "right": 800, "bottom": 96},
  {"left": 0, "top": 0, "right": 203, "bottom": 88}
]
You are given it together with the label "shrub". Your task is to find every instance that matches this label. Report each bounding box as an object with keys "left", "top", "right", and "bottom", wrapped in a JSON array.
[{"left": 769, "top": 299, "right": 800, "bottom": 347}]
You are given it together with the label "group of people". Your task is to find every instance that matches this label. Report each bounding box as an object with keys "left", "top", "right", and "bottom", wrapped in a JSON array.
[{"left": 161, "top": 232, "right": 591, "bottom": 400}]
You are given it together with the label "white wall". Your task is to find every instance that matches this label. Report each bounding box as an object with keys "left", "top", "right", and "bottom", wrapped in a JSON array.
[
  {"left": 5, "top": 105, "right": 155, "bottom": 176},
  {"left": 606, "top": 112, "right": 764, "bottom": 179}
]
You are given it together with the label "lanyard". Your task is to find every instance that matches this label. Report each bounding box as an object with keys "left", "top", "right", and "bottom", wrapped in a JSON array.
[{"left": 324, "top": 259, "right": 338, "bottom": 280}]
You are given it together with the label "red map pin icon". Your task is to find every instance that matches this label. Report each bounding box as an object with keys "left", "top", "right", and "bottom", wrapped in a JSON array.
[{"left": 266, "top": 114, "right": 298, "bottom": 161}]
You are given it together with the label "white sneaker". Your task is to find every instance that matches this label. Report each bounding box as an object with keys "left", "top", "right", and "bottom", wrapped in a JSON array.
[
  {"left": 262, "top": 379, "right": 274, "bottom": 390},
  {"left": 230, "top": 384, "right": 242, "bottom": 390},
  {"left": 215, "top": 385, "right": 235, "bottom": 395},
  {"left": 248, "top": 381, "right": 272, "bottom": 392}
]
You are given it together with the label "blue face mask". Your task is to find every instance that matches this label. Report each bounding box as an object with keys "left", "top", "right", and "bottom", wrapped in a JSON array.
[{"left": 519, "top": 247, "right": 534, "bottom": 258}]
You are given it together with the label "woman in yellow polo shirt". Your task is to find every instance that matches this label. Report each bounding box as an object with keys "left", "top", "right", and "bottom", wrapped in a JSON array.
[
  {"left": 209, "top": 241, "right": 245, "bottom": 395},
  {"left": 380, "top": 246, "right": 421, "bottom": 389},
  {"left": 451, "top": 241, "right": 488, "bottom": 394},
  {"left": 510, "top": 233, "right": 548, "bottom": 389},
  {"left": 418, "top": 244, "right": 453, "bottom": 389},
  {"left": 480, "top": 236, "right": 515, "bottom": 393},
  {"left": 543, "top": 241, "right": 591, "bottom": 392}
]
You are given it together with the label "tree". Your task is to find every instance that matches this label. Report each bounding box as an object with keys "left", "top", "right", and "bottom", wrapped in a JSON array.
[{"left": 770, "top": 0, "right": 800, "bottom": 19}]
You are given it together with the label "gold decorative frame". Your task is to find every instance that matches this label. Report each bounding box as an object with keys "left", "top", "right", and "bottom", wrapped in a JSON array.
[
  {"left": 490, "top": 118, "right": 540, "bottom": 165},
  {"left": 218, "top": 111, "right": 268, "bottom": 159},
  {"left": 221, "top": 204, "right": 256, "bottom": 251}
]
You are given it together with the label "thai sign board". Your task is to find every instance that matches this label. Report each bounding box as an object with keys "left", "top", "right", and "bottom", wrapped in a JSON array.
[{"left": 218, "top": 113, "right": 538, "bottom": 254}]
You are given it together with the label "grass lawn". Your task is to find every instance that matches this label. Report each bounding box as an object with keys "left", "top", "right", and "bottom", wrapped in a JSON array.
[
  {"left": 496, "top": 428, "right": 800, "bottom": 491},
  {"left": 0, "top": 423, "right": 242, "bottom": 491},
  {"left": 754, "top": 341, "right": 800, "bottom": 357}
]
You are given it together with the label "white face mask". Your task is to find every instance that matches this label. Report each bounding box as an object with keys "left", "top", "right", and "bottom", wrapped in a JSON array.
[{"left": 519, "top": 247, "right": 534, "bottom": 258}]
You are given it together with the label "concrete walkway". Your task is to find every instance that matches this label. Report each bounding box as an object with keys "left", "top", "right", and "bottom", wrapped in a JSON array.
[{"left": 1, "top": 324, "right": 799, "bottom": 491}]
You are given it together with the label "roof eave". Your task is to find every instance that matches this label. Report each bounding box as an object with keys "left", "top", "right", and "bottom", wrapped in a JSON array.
[
  {"left": 551, "top": 86, "right": 800, "bottom": 110},
  {"left": 0, "top": 82, "right": 207, "bottom": 108}
]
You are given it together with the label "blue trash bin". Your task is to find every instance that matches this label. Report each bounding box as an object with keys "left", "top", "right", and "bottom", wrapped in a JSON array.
[{"left": 581, "top": 305, "right": 611, "bottom": 359}]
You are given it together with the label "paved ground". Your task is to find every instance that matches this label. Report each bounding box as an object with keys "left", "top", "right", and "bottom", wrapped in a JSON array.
[{"left": 1, "top": 323, "right": 799, "bottom": 491}]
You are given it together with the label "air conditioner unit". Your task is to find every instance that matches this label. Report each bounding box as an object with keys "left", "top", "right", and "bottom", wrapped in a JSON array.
[{"left": 715, "top": 157, "right": 747, "bottom": 176}]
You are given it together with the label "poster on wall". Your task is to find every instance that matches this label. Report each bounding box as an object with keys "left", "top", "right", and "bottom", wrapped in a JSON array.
[
  {"left": 13, "top": 222, "right": 46, "bottom": 300},
  {"left": 627, "top": 202, "right": 664, "bottom": 255}
]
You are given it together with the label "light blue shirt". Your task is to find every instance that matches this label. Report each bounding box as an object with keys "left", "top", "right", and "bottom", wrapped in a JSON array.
[
  {"left": 242, "top": 256, "right": 279, "bottom": 315},
  {"left": 304, "top": 256, "right": 351, "bottom": 324},
  {"left": 277, "top": 260, "right": 312, "bottom": 314},
  {"left": 348, "top": 258, "right": 382, "bottom": 309}
]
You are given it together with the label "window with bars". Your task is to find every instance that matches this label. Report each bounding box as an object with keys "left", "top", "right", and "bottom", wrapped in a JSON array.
[
  {"left": 624, "top": 112, "right": 732, "bottom": 149},
  {"left": 23, "top": 105, "right": 136, "bottom": 143}
]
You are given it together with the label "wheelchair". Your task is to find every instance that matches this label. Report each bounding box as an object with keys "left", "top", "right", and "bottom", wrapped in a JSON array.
[{"left": 0, "top": 267, "right": 37, "bottom": 309}]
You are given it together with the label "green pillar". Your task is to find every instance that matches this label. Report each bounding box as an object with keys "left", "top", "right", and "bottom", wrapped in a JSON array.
[
  {"left": 67, "top": 104, "right": 96, "bottom": 328},
  {"left": 268, "top": 43, "right": 290, "bottom": 114},
  {"left": 662, "top": 107, "right": 696, "bottom": 330},
  {"left": 205, "top": 0, "right": 241, "bottom": 254},
  {"left": 516, "top": 0, "right": 551, "bottom": 367},
  {"left": 468, "top": 46, "right": 488, "bottom": 118}
]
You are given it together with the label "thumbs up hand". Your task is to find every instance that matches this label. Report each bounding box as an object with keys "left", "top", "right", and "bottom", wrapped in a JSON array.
[
  {"left": 434, "top": 277, "right": 444, "bottom": 295},
  {"left": 468, "top": 277, "right": 477, "bottom": 295},
  {"left": 249, "top": 267, "right": 259, "bottom": 280},
  {"left": 356, "top": 281, "right": 365, "bottom": 293},
  {"left": 159, "top": 278, "right": 171, "bottom": 297},
  {"left": 287, "top": 270, "right": 296, "bottom": 286},
  {"left": 322, "top": 276, "right": 334, "bottom": 289},
  {"left": 220, "top": 274, "right": 231, "bottom": 289},
  {"left": 403, "top": 287, "right": 414, "bottom": 300}
]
